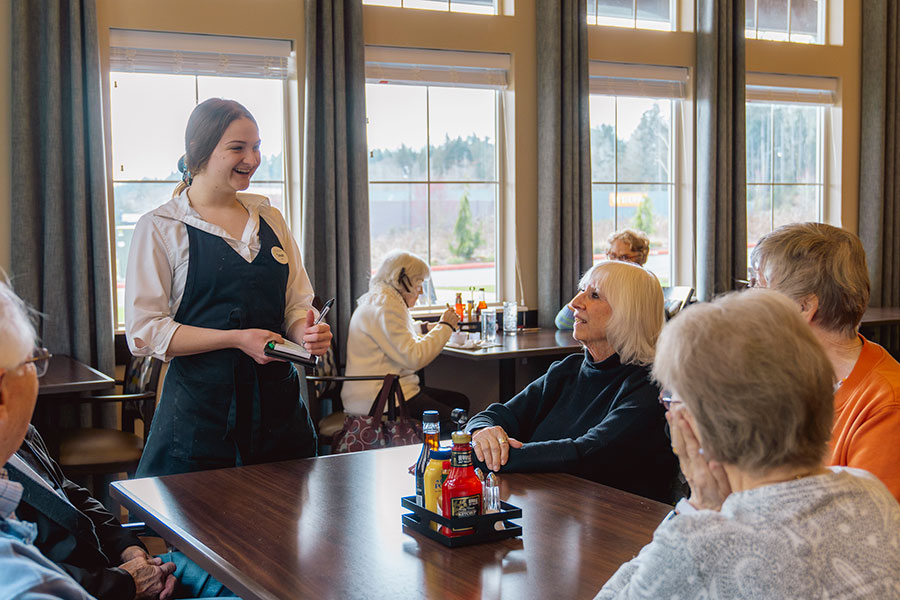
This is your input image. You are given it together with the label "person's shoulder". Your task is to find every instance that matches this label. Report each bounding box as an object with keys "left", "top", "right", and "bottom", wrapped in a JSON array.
[
  {"left": 136, "top": 194, "right": 188, "bottom": 229},
  {"left": 851, "top": 339, "right": 900, "bottom": 406}
]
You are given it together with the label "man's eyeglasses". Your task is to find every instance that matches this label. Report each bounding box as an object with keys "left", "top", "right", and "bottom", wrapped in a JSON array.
[
  {"left": 659, "top": 390, "right": 682, "bottom": 411},
  {"left": 24, "top": 347, "right": 52, "bottom": 378}
]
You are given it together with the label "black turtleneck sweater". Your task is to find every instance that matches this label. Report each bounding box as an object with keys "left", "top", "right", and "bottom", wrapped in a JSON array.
[{"left": 466, "top": 350, "right": 677, "bottom": 503}]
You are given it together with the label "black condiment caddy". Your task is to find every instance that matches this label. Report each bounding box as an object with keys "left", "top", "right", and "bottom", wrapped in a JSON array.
[{"left": 400, "top": 496, "right": 523, "bottom": 548}]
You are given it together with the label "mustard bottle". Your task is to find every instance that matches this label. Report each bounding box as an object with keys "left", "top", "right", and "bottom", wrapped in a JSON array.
[{"left": 423, "top": 449, "right": 451, "bottom": 531}]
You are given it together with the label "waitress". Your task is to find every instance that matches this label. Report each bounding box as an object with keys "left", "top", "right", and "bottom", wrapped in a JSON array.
[{"left": 125, "top": 98, "right": 331, "bottom": 477}]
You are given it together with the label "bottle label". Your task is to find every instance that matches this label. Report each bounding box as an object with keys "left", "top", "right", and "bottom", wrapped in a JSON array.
[
  {"left": 451, "top": 449, "right": 472, "bottom": 468},
  {"left": 450, "top": 494, "right": 480, "bottom": 532}
]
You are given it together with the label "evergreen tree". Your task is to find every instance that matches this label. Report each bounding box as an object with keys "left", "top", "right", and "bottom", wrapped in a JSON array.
[
  {"left": 450, "top": 190, "right": 482, "bottom": 260},
  {"left": 633, "top": 194, "right": 655, "bottom": 235}
]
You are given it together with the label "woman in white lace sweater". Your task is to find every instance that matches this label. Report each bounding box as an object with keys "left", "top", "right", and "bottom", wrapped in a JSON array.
[
  {"left": 596, "top": 289, "right": 900, "bottom": 599},
  {"left": 342, "top": 250, "right": 469, "bottom": 428}
]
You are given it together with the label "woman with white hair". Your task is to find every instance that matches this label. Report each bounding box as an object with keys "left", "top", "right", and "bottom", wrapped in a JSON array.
[
  {"left": 596, "top": 289, "right": 900, "bottom": 599},
  {"left": 466, "top": 261, "right": 677, "bottom": 502},
  {"left": 555, "top": 228, "right": 651, "bottom": 330},
  {"left": 342, "top": 250, "right": 469, "bottom": 428}
]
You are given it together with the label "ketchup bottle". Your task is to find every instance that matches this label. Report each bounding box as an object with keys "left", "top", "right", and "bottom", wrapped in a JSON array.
[{"left": 440, "top": 431, "right": 483, "bottom": 537}]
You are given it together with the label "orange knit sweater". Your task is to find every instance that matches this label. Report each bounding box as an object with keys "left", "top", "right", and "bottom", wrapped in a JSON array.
[{"left": 830, "top": 336, "right": 900, "bottom": 502}]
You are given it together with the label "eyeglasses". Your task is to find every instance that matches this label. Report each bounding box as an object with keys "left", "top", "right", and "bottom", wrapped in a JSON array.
[
  {"left": 23, "top": 347, "right": 52, "bottom": 378},
  {"left": 608, "top": 252, "right": 642, "bottom": 263},
  {"left": 658, "top": 390, "right": 682, "bottom": 411}
]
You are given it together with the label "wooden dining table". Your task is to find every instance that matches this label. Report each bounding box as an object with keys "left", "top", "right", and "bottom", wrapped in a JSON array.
[
  {"left": 441, "top": 328, "right": 583, "bottom": 402},
  {"left": 112, "top": 445, "right": 671, "bottom": 600},
  {"left": 39, "top": 354, "right": 116, "bottom": 396}
]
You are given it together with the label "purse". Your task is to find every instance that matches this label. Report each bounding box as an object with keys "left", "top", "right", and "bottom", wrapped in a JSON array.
[{"left": 332, "top": 374, "right": 424, "bottom": 453}]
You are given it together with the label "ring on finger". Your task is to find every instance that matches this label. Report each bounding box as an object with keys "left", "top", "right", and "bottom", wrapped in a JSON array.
[{"left": 498, "top": 437, "right": 509, "bottom": 445}]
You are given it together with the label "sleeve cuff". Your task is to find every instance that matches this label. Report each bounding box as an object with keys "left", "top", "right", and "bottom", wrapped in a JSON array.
[{"left": 675, "top": 497, "right": 697, "bottom": 515}]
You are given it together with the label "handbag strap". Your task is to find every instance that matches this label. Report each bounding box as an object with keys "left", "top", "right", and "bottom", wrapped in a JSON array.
[
  {"left": 391, "top": 378, "right": 412, "bottom": 420},
  {"left": 368, "top": 374, "right": 398, "bottom": 418}
]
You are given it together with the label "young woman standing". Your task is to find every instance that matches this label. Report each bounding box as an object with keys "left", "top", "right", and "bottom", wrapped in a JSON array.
[{"left": 125, "top": 98, "right": 331, "bottom": 476}]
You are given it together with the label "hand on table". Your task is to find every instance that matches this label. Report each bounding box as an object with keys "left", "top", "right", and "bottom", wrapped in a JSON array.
[
  {"left": 119, "top": 554, "right": 176, "bottom": 600},
  {"left": 667, "top": 406, "right": 731, "bottom": 511},
  {"left": 472, "top": 426, "right": 522, "bottom": 472},
  {"left": 300, "top": 309, "right": 333, "bottom": 356}
]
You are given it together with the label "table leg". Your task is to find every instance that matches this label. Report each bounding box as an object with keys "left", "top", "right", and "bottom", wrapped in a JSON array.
[{"left": 499, "top": 358, "right": 516, "bottom": 403}]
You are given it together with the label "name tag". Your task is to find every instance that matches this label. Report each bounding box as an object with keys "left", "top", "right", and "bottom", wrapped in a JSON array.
[{"left": 271, "top": 247, "right": 289, "bottom": 264}]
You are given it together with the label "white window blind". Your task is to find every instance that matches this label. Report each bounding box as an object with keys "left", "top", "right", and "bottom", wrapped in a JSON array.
[
  {"left": 109, "top": 30, "right": 292, "bottom": 79},
  {"left": 365, "top": 46, "right": 509, "bottom": 89},
  {"left": 589, "top": 62, "right": 689, "bottom": 98},
  {"left": 746, "top": 73, "right": 838, "bottom": 105}
]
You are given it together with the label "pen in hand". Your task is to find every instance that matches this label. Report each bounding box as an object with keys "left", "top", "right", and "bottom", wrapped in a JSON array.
[{"left": 314, "top": 298, "right": 335, "bottom": 326}]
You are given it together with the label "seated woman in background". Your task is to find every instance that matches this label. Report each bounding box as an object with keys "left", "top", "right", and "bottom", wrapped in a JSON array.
[
  {"left": 342, "top": 250, "right": 469, "bottom": 430},
  {"left": 555, "top": 228, "right": 650, "bottom": 330},
  {"left": 595, "top": 290, "right": 900, "bottom": 599},
  {"left": 466, "top": 261, "right": 678, "bottom": 503}
]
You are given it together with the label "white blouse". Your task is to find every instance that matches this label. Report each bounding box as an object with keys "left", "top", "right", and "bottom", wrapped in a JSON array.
[{"left": 124, "top": 191, "right": 316, "bottom": 361}]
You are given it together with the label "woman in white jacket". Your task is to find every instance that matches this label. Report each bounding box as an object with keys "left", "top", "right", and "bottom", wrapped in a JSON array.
[{"left": 342, "top": 250, "right": 469, "bottom": 429}]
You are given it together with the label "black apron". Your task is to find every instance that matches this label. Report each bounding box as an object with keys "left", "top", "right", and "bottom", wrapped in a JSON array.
[{"left": 136, "top": 217, "right": 317, "bottom": 478}]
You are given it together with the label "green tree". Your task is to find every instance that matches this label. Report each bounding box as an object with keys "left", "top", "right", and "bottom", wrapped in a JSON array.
[
  {"left": 450, "top": 190, "right": 482, "bottom": 261},
  {"left": 633, "top": 194, "right": 655, "bottom": 235}
]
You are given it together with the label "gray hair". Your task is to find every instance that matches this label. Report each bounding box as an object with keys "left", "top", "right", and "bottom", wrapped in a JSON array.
[
  {"left": 653, "top": 289, "right": 835, "bottom": 474},
  {"left": 579, "top": 261, "right": 663, "bottom": 366},
  {"left": 608, "top": 229, "right": 651, "bottom": 266},
  {"left": 0, "top": 281, "right": 37, "bottom": 370},
  {"left": 750, "top": 222, "right": 869, "bottom": 337},
  {"left": 368, "top": 250, "right": 431, "bottom": 296}
]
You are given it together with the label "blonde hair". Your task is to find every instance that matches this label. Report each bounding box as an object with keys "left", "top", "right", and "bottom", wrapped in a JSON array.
[
  {"left": 0, "top": 281, "right": 37, "bottom": 370},
  {"left": 750, "top": 222, "right": 869, "bottom": 337},
  {"left": 653, "top": 289, "right": 835, "bottom": 474},
  {"left": 579, "top": 261, "right": 664, "bottom": 366},
  {"left": 608, "top": 229, "right": 651, "bottom": 266}
]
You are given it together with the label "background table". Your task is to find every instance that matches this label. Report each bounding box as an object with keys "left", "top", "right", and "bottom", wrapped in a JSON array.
[
  {"left": 112, "top": 445, "right": 670, "bottom": 600},
  {"left": 39, "top": 355, "right": 115, "bottom": 396},
  {"left": 440, "top": 329, "right": 583, "bottom": 402}
]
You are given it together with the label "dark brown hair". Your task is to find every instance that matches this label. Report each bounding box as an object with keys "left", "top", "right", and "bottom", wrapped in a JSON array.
[{"left": 173, "top": 98, "right": 256, "bottom": 197}]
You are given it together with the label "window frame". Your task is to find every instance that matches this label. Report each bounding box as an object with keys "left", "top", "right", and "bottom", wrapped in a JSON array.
[
  {"left": 744, "top": 72, "right": 839, "bottom": 249},
  {"left": 364, "top": 47, "right": 510, "bottom": 308},
  {"left": 106, "top": 30, "right": 294, "bottom": 329},
  {"left": 587, "top": 61, "right": 691, "bottom": 287}
]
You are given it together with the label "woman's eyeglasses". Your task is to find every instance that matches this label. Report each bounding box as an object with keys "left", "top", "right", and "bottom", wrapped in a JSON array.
[
  {"left": 658, "top": 390, "right": 682, "bottom": 411},
  {"left": 23, "top": 347, "right": 52, "bottom": 378}
]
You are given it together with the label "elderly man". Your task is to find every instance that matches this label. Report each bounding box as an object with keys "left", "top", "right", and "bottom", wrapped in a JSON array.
[
  {"left": 750, "top": 222, "right": 900, "bottom": 501},
  {"left": 0, "top": 281, "right": 95, "bottom": 598}
]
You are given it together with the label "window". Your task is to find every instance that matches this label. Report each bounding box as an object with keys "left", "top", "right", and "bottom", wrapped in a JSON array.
[
  {"left": 745, "top": 74, "right": 836, "bottom": 252},
  {"left": 588, "top": 63, "right": 688, "bottom": 286},
  {"left": 365, "top": 48, "right": 507, "bottom": 305},
  {"left": 363, "top": 0, "right": 496, "bottom": 15},
  {"left": 108, "top": 31, "right": 291, "bottom": 326},
  {"left": 588, "top": 0, "right": 675, "bottom": 31},
  {"left": 745, "top": 0, "right": 825, "bottom": 44}
]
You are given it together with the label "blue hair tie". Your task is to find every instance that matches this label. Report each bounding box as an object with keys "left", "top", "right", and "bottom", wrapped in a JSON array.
[{"left": 177, "top": 155, "right": 193, "bottom": 186}]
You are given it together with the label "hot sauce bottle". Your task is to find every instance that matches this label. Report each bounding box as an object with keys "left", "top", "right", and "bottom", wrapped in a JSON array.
[
  {"left": 440, "top": 431, "right": 483, "bottom": 537},
  {"left": 454, "top": 292, "right": 465, "bottom": 322}
]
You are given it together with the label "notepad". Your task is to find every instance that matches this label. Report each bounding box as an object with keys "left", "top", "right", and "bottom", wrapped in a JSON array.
[{"left": 264, "top": 340, "right": 318, "bottom": 367}]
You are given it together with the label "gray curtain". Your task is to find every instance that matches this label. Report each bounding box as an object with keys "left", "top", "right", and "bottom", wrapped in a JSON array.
[
  {"left": 695, "top": 0, "right": 746, "bottom": 301},
  {"left": 859, "top": 0, "right": 900, "bottom": 310},
  {"left": 303, "top": 0, "right": 370, "bottom": 365},
  {"left": 536, "top": 0, "right": 592, "bottom": 328},
  {"left": 10, "top": 0, "right": 114, "bottom": 378}
]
